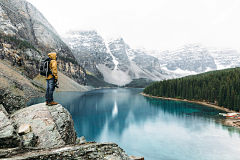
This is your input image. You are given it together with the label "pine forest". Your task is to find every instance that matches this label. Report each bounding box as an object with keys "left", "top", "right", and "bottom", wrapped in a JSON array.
[{"left": 143, "top": 67, "right": 240, "bottom": 112}]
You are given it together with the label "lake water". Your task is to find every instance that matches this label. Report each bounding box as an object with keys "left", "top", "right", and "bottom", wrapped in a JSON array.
[{"left": 27, "top": 88, "right": 240, "bottom": 160}]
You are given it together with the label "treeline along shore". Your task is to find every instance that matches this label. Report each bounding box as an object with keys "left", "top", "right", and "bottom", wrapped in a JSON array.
[{"left": 143, "top": 67, "right": 240, "bottom": 112}]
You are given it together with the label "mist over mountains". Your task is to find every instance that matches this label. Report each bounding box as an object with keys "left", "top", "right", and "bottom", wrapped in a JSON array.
[
  {"left": 1, "top": 0, "right": 239, "bottom": 87},
  {"left": 148, "top": 44, "right": 240, "bottom": 76},
  {"left": 62, "top": 30, "right": 240, "bottom": 85},
  {"left": 62, "top": 30, "right": 169, "bottom": 86}
]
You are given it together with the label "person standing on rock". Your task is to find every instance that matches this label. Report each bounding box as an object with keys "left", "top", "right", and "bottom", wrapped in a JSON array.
[{"left": 45, "top": 52, "right": 58, "bottom": 106}]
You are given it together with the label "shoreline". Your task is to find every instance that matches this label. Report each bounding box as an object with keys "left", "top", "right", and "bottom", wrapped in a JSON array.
[
  {"left": 140, "top": 93, "right": 237, "bottom": 113},
  {"left": 141, "top": 93, "right": 240, "bottom": 128}
]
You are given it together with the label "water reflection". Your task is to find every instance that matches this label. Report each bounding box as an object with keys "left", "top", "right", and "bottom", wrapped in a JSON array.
[
  {"left": 112, "top": 101, "right": 118, "bottom": 118},
  {"left": 27, "top": 89, "right": 240, "bottom": 160}
]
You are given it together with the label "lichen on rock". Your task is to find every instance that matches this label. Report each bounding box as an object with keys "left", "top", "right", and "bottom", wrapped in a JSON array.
[
  {"left": 10, "top": 103, "right": 66, "bottom": 148},
  {"left": 0, "top": 104, "right": 20, "bottom": 148},
  {"left": 22, "top": 132, "right": 37, "bottom": 147},
  {"left": 48, "top": 104, "right": 77, "bottom": 145},
  {"left": 0, "top": 88, "right": 27, "bottom": 114}
]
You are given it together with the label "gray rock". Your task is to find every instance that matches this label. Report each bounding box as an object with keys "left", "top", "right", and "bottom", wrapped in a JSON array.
[
  {"left": 18, "top": 124, "right": 31, "bottom": 135},
  {"left": 11, "top": 103, "right": 65, "bottom": 148},
  {"left": 0, "top": 88, "right": 27, "bottom": 114},
  {"left": 0, "top": 104, "right": 20, "bottom": 148},
  {"left": 75, "top": 136, "right": 87, "bottom": 144},
  {"left": 22, "top": 132, "right": 37, "bottom": 147},
  {"left": 10, "top": 103, "right": 77, "bottom": 148},
  {"left": 5, "top": 142, "right": 132, "bottom": 159},
  {"left": 48, "top": 104, "right": 77, "bottom": 145},
  {"left": 129, "top": 155, "right": 145, "bottom": 160},
  {"left": 104, "top": 155, "right": 122, "bottom": 160},
  {"left": 0, "top": 104, "right": 8, "bottom": 115}
]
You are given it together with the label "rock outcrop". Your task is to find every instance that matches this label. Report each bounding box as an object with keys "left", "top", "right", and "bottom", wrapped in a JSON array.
[
  {"left": 0, "top": 104, "right": 20, "bottom": 148},
  {"left": 10, "top": 103, "right": 74, "bottom": 148},
  {"left": 0, "top": 88, "right": 27, "bottom": 114},
  {"left": 48, "top": 104, "right": 77, "bottom": 145},
  {"left": 4, "top": 142, "right": 132, "bottom": 159},
  {"left": 0, "top": 59, "right": 45, "bottom": 114}
]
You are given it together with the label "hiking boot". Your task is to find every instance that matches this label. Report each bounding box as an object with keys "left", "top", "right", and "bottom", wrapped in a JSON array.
[
  {"left": 48, "top": 101, "right": 58, "bottom": 106},
  {"left": 46, "top": 101, "right": 48, "bottom": 105}
]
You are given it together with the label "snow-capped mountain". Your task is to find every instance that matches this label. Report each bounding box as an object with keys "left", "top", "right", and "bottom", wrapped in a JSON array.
[
  {"left": 149, "top": 44, "right": 240, "bottom": 77},
  {"left": 0, "top": 0, "right": 76, "bottom": 60},
  {"left": 0, "top": 0, "right": 87, "bottom": 85},
  {"left": 61, "top": 30, "right": 114, "bottom": 76},
  {"left": 210, "top": 49, "right": 240, "bottom": 70},
  {"left": 62, "top": 31, "right": 170, "bottom": 85},
  {"left": 158, "top": 44, "right": 217, "bottom": 72}
]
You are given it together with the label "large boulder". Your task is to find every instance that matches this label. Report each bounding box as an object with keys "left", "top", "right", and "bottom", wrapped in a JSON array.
[
  {"left": 0, "top": 104, "right": 20, "bottom": 148},
  {"left": 48, "top": 105, "right": 77, "bottom": 145},
  {"left": 10, "top": 103, "right": 77, "bottom": 148},
  {"left": 0, "top": 88, "right": 27, "bottom": 114}
]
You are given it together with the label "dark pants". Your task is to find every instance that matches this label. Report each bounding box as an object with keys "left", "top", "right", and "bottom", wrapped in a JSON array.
[{"left": 45, "top": 78, "right": 55, "bottom": 103}]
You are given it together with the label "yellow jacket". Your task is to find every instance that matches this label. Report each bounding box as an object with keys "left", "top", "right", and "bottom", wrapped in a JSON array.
[{"left": 45, "top": 52, "right": 58, "bottom": 80}]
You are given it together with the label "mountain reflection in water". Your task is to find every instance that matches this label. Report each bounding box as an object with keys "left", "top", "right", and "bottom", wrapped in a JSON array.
[{"left": 27, "top": 88, "right": 240, "bottom": 160}]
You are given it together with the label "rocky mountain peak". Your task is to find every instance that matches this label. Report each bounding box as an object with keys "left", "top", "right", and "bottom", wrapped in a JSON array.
[
  {"left": 154, "top": 44, "right": 217, "bottom": 73},
  {"left": 63, "top": 31, "right": 165, "bottom": 85},
  {"left": 0, "top": 0, "right": 90, "bottom": 87},
  {"left": 0, "top": 0, "right": 76, "bottom": 61}
]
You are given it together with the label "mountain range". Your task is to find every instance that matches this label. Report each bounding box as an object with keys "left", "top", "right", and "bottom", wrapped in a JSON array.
[
  {"left": 62, "top": 30, "right": 169, "bottom": 86},
  {"left": 148, "top": 44, "right": 240, "bottom": 77},
  {"left": 1, "top": 0, "right": 239, "bottom": 88}
]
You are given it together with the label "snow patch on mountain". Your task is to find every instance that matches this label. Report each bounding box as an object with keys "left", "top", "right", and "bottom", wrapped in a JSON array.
[
  {"left": 126, "top": 49, "right": 136, "bottom": 61},
  {"left": 105, "top": 40, "right": 119, "bottom": 70},
  {"left": 62, "top": 31, "right": 174, "bottom": 85},
  {"left": 97, "top": 64, "right": 132, "bottom": 86},
  {"left": 162, "top": 67, "right": 197, "bottom": 75}
]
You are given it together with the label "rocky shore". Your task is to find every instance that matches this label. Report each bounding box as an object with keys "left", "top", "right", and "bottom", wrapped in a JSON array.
[
  {"left": 141, "top": 93, "right": 240, "bottom": 129},
  {"left": 0, "top": 102, "right": 144, "bottom": 159}
]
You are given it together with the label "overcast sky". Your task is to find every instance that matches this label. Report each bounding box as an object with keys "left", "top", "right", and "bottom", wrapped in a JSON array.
[{"left": 27, "top": 0, "right": 240, "bottom": 51}]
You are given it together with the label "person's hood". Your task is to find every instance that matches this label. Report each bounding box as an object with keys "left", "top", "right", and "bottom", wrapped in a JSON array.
[{"left": 48, "top": 52, "right": 57, "bottom": 60}]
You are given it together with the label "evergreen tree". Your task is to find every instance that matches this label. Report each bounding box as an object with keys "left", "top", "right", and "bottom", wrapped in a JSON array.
[{"left": 142, "top": 67, "right": 240, "bottom": 112}]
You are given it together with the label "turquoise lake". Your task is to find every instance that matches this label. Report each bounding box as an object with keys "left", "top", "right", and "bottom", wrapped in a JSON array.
[{"left": 27, "top": 88, "right": 240, "bottom": 160}]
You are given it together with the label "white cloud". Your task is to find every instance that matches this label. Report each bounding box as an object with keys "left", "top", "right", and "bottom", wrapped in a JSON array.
[{"left": 27, "top": 0, "right": 240, "bottom": 51}]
